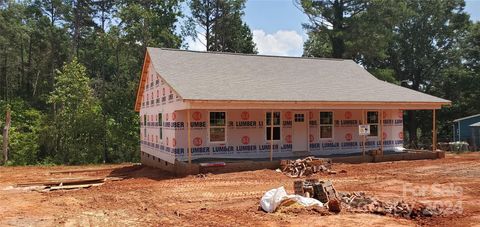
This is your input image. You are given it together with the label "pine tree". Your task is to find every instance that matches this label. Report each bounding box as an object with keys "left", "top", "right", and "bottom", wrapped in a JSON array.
[{"left": 189, "top": 0, "right": 256, "bottom": 53}]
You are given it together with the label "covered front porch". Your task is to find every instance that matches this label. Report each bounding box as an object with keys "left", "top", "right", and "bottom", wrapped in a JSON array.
[{"left": 177, "top": 100, "right": 444, "bottom": 164}]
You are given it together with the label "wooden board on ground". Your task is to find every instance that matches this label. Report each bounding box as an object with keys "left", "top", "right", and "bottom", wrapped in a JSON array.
[
  {"left": 48, "top": 183, "right": 104, "bottom": 191},
  {"left": 16, "top": 177, "right": 106, "bottom": 187}
]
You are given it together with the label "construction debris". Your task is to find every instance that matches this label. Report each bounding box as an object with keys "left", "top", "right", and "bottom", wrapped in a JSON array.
[
  {"left": 292, "top": 179, "right": 443, "bottom": 219},
  {"left": 327, "top": 198, "right": 342, "bottom": 213},
  {"left": 260, "top": 186, "right": 323, "bottom": 213},
  {"left": 16, "top": 177, "right": 106, "bottom": 187},
  {"left": 280, "top": 157, "right": 333, "bottom": 177},
  {"left": 339, "top": 192, "right": 443, "bottom": 218},
  {"left": 49, "top": 183, "right": 104, "bottom": 191},
  {"left": 195, "top": 173, "right": 210, "bottom": 178},
  {"left": 294, "top": 179, "right": 341, "bottom": 213}
]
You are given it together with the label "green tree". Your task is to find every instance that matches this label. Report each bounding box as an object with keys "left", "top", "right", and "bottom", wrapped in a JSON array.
[
  {"left": 118, "top": 0, "right": 183, "bottom": 54},
  {"left": 300, "top": 0, "right": 471, "bottom": 147},
  {"left": 92, "top": 0, "right": 116, "bottom": 32},
  {"left": 48, "top": 58, "right": 103, "bottom": 164},
  {"left": 0, "top": 99, "right": 44, "bottom": 165},
  {"left": 0, "top": 0, "right": 180, "bottom": 165},
  {"left": 299, "top": 0, "right": 399, "bottom": 60},
  {"left": 65, "top": 0, "right": 96, "bottom": 57},
  {"left": 189, "top": 0, "right": 256, "bottom": 53},
  {"left": 384, "top": 0, "right": 470, "bottom": 146},
  {"left": 434, "top": 22, "right": 480, "bottom": 141},
  {"left": 463, "top": 22, "right": 480, "bottom": 114}
]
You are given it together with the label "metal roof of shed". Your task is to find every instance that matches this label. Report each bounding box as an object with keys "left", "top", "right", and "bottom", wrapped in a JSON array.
[
  {"left": 454, "top": 114, "right": 480, "bottom": 122},
  {"left": 470, "top": 122, "right": 480, "bottom": 127}
]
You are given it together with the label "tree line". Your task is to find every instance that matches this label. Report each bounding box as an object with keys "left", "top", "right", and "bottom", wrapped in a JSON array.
[
  {"left": 0, "top": 0, "right": 478, "bottom": 165},
  {"left": 299, "top": 0, "right": 479, "bottom": 147},
  {"left": 0, "top": 0, "right": 255, "bottom": 165}
]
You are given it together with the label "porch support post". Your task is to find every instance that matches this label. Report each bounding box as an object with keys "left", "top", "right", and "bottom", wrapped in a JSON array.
[
  {"left": 362, "top": 109, "right": 366, "bottom": 156},
  {"left": 380, "top": 110, "right": 384, "bottom": 155},
  {"left": 307, "top": 111, "right": 310, "bottom": 152},
  {"left": 270, "top": 110, "right": 273, "bottom": 161},
  {"left": 433, "top": 109, "right": 437, "bottom": 152},
  {"left": 187, "top": 109, "right": 192, "bottom": 164}
]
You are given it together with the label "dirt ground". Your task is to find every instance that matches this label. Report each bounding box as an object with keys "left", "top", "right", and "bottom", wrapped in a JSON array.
[{"left": 1, "top": 153, "right": 480, "bottom": 227}]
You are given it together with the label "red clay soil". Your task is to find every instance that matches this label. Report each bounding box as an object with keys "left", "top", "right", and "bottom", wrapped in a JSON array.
[{"left": 1, "top": 153, "right": 480, "bottom": 226}]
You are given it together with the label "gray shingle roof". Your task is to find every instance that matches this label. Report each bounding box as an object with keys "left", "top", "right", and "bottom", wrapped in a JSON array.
[{"left": 147, "top": 48, "right": 450, "bottom": 104}]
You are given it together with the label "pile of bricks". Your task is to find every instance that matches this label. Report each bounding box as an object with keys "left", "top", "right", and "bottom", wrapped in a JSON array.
[
  {"left": 294, "top": 179, "right": 342, "bottom": 212},
  {"left": 339, "top": 192, "right": 442, "bottom": 218},
  {"left": 281, "top": 157, "right": 333, "bottom": 177},
  {"left": 292, "top": 180, "right": 443, "bottom": 218}
]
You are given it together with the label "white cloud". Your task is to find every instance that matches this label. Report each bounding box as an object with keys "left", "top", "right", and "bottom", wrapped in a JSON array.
[
  {"left": 185, "top": 29, "right": 305, "bottom": 57},
  {"left": 252, "top": 30, "right": 304, "bottom": 57},
  {"left": 185, "top": 35, "right": 206, "bottom": 51}
]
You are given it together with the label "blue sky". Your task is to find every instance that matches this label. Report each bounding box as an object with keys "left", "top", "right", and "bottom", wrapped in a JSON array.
[{"left": 187, "top": 0, "right": 480, "bottom": 56}]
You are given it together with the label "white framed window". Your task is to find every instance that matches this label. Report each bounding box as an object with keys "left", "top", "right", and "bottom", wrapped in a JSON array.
[
  {"left": 158, "top": 113, "right": 163, "bottom": 140},
  {"left": 367, "top": 111, "right": 379, "bottom": 137},
  {"left": 320, "top": 111, "right": 333, "bottom": 139},
  {"left": 294, "top": 113, "right": 305, "bottom": 122},
  {"left": 266, "top": 111, "right": 281, "bottom": 141},
  {"left": 209, "top": 112, "right": 226, "bottom": 142}
]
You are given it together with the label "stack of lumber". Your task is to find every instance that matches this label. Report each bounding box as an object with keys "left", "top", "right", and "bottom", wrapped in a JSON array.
[
  {"left": 15, "top": 177, "right": 123, "bottom": 191},
  {"left": 15, "top": 164, "right": 140, "bottom": 191}
]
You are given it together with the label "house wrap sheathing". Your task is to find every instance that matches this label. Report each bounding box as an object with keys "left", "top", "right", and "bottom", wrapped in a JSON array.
[{"left": 135, "top": 48, "right": 450, "bottom": 164}]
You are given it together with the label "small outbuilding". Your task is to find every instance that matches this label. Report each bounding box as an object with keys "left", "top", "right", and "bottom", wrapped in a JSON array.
[
  {"left": 135, "top": 48, "right": 450, "bottom": 171},
  {"left": 469, "top": 122, "right": 480, "bottom": 151},
  {"left": 453, "top": 114, "right": 480, "bottom": 144}
]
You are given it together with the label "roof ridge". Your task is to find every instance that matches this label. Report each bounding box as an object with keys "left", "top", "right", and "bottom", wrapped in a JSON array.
[
  {"left": 147, "top": 47, "right": 348, "bottom": 62},
  {"left": 453, "top": 113, "right": 480, "bottom": 122}
]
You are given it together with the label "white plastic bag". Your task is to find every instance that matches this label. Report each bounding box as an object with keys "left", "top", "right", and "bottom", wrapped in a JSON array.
[
  {"left": 290, "top": 195, "right": 323, "bottom": 207},
  {"left": 260, "top": 186, "right": 323, "bottom": 213},
  {"left": 260, "top": 186, "right": 289, "bottom": 213}
]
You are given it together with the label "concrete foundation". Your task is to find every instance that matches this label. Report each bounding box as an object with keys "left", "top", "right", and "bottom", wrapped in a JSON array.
[
  {"left": 141, "top": 151, "right": 445, "bottom": 175},
  {"left": 141, "top": 151, "right": 198, "bottom": 176}
]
